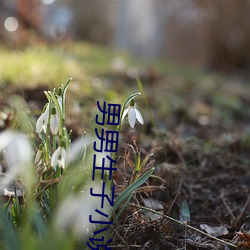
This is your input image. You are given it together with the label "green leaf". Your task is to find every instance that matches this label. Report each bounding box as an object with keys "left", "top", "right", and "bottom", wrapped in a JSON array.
[
  {"left": 62, "top": 78, "right": 72, "bottom": 98},
  {"left": 179, "top": 199, "right": 191, "bottom": 222},
  {"left": 32, "top": 209, "right": 46, "bottom": 237},
  {"left": 113, "top": 192, "right": 133, "bottom": 223},
  {"left": 0, "top": 208, "right": 21, "bottom": 250},
  {"left": 113, "top": 167, "right": 154, "bottom": 211}
]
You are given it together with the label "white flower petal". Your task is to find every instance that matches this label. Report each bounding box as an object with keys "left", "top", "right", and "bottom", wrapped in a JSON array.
[
  {"left": 44, "top": 104, "right": 50, "bottom": 118},
  {"left": 0, "top": 130, "right": 13, "bottom": 151},
  {"left": 36, "top": 104, "right": 50, "bottom": 134},
  {"left": 0, "top": 131, "right": 33, "bottom": 190},
  {"left": 121, "top": 107, "right": 129, "bottom": 121},
  {"left": 60, "top": 148, "right": 67, "bottom": 169},
  {"left": 54, "top": 183, "right": 103, "bottom": 240},
  {"left": 36, "top": 113, "right": 45, "bottom": 133},
  {"left": 57, "top": 96, "right": 63, "bottom": 111},
  {"left": 5, "top": 133, "right": 32, "bottom": 170},
  {"left": 41, "top": 122, "right": 48, "bottom": 133},
  {"left": 51, "top": 147, "right": 61, "bottom": 168},
  {"left": 67, "top": 135, "right": 92, "bottom": 163},
  {"left": 51, "top": 147, "right": 68, "bottom": 169},
  {"left": 35, "top": 150, "right": 42, "bottom": 164},
  {"left": 135, "top": 109, "right": 144, "bottom": 125},
  {"left": 128, "top": 107, "right": 136, "bottom": 128},
  {"left": 50, "top": 114, "right": 59, "bottom": 135},
  {"left": 58, "top": 159, "right": 64, "bottom": 169}
]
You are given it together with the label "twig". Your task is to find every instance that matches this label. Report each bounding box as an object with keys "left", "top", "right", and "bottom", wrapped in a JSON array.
[
  {"left": 166, "top": 178, "right": 183, "bottom": 215},
  {"left": 233, "top": 192, "right": 250, "bottom": 227},
  {"left": 184, "top": 221, "right": 187, "bottom": 250},
  {"left": 221, "top": 190, "right": 236, "bottom": 221},
  {"left": 129, "top": 203, "right": 237, "bottom": 249},
  {"left": 110, "top": 244, "right": 141, "bottom": 248}
]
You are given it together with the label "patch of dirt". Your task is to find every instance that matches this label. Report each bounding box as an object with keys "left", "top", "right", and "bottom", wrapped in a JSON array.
[{"left": 112, "top": 130, "right": 250, "bottom": 249}]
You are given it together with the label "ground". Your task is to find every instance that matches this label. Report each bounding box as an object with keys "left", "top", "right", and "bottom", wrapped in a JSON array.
[{"left": 0, "top": 42, "right": 249, "bottom": 249}]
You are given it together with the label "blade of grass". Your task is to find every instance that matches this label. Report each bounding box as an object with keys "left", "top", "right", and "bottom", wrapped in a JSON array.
[
  {"left": 113, "top": 192, "right": 133, "bottom": 223},
  {"left": 0, "top": 208, "right": 21, "bottom": 250},
  {"left": 113, "top": 167, "right": 154, "bottom": 211}
]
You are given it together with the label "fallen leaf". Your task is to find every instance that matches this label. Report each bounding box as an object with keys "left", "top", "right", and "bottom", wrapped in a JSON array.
[
  {"left": 200, "top": 224, "right": 229, "bottom": 237},
  {"left": 237, "top": 231, "right": 250, "bottom": 248},
  {"left": 142, "top": 198, "right": 164, "bottom": 211},
  {"left": 179, "top": 199, "right": 191, "bottom": 222},
  {"left": 141, "top": 198, "right": 164, "bottom": 221}
]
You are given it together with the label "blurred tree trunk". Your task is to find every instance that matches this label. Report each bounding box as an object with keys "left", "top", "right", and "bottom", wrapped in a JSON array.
[
  {"left": 16, "top": 0, "right": 41, "bottom": 31},
  {"left": 15, "top": 0, "right": 42, "bottom": 45},
  {"left": 204, "top": 0, "right": 250, "bottom": 71},
  {"left": 67, "top": 0, "right": 113, "bottom": 44}
]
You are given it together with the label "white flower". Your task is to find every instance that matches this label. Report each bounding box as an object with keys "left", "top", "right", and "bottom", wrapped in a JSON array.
[
  {"left": 57, "top": 95, "right": 63, "bottom": 112},
  {"left": 54, "top": 183, "right": 105, "bottom": 240},
  {"left": 67, "top": 134, "right": 91, "bottom": 163},
  {"left": 122, "top": 99, "right": 144, "bottom": 128},
  {"left": 36, "top": 104, "right": 50, "bottom": 133},
  {"left": 51, "top": 145, "right": 67, "bottom": 169},
  {"left": 35, "top": 149, "right": 42, "bottom": 164},
  {"left": 0, "top": 130, "right": 33, "bottom": 190},
  {"left": 50, "top": 106, "right": 59, "bottom": 135}
]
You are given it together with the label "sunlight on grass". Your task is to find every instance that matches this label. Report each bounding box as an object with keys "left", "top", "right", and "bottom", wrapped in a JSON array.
[{"left": 0, "top": 45, "right": 85, "bottom": 86}]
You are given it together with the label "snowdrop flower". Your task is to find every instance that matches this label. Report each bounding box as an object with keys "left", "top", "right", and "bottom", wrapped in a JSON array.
[
  {"left": 54, "top": 183, "right": 104, "bottom": 240},
  {"left": 50, "top": 106, "right": 59, "bottom": 135},
  {"left": 51, "top": 142, "right": 67, "bottom": 169},
  {"left": 36, "top": 103, "right": 50, "bottom": 133},
  {"left": 122, "top": 99, "right": 144, "bottom": 128},
  {"left": 67, "top": 134, "right": 92, "bottom": 164},
  {"left": 0, "top": 130, "right": 33, "bottom": 190}
]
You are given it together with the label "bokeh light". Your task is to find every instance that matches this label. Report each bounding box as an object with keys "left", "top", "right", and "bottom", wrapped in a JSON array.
[
  {"left": 4, "top": 17, "right": 19, "bottom": 32},
  {"left": 41, "top": 0, "right": 55, "bottom": 5}
]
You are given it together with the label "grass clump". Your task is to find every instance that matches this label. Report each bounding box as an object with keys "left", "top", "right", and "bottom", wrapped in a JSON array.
[{"left": 0, "top": 79, "right": 153, "bottom": 250}]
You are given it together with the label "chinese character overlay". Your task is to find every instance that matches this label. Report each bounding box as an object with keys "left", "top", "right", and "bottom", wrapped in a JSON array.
[
  {"left": 94, "top": 129, "right": 119, "bottom": 152},
  {"left": 90, "top": 182, "right": 115, "bottom": 208},
  {"left": 96, "top": 101, "right": 121, "bottom": 126},
  {"left": 88, "top": 101, "right": 121, "bottom": 250},
  {"left": 92, "top": 154, "right": 117, "bottom": 181}
]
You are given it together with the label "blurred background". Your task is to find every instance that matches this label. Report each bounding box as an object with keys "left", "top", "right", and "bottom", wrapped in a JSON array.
[{"left": 1, "top": 0, "right": 250, "bottom": 73}]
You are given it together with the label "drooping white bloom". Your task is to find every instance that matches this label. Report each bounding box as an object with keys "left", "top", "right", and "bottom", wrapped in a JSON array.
[
  {"left": 50, "top": 106, "right": 59, "bottom": 135},
  {"left": 54, "top": 183, "right": 106, "bottom": 240},
  {"left": 36, "top": 103, "right": 50, "bottom": 133},
  {"left": 122, "top": 99, "right": 144, "bottom": 128},
  {"left": 67, "top": 134, "right": 92, "bottom": 164},
  {"left": 0, "top": 130, "right": 33, "bottom": 190},
  {"left": 51, "top": 145, "right": 67, "bottom": 169}
]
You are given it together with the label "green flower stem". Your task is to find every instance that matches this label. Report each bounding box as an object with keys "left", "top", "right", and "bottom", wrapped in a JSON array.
[
  {"left": 44, "top": 95, "right": 53, "bottom": 164},
  {"left": 61, "top": 78, "right": 72, "bottom": 126},
  {"left": 106, "top": 92, "right": 142, "bottom": 193},
  {"left": 52, "top": 134, "right": 56, "bottom": 152},
  {"left": 48, "top": 92, "right": 63, "bottom": 136},
  {"left": 111, "top": 92, "right": 141, "bottom": 162}
]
